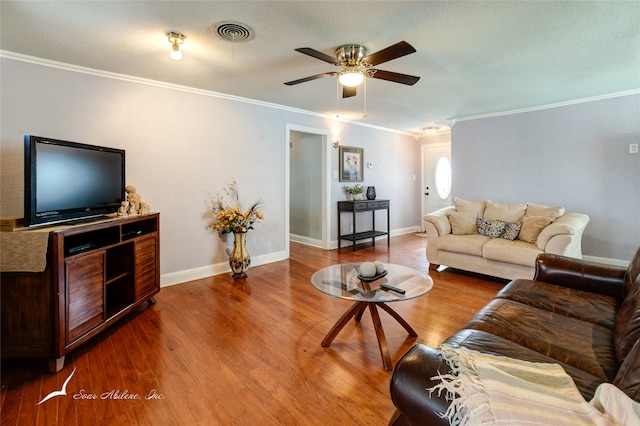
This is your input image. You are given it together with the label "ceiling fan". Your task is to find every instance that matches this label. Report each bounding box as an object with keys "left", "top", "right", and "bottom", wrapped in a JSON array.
[{"left": 284, "top": 41, "right": 420, "bottom": 98}]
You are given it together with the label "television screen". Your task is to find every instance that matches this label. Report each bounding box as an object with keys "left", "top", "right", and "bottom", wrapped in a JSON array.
[{"left": 24, "top": 135, "right": 125, "bottom": 227}]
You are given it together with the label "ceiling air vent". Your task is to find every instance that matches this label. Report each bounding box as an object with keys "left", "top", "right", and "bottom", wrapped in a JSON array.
[{"left": 212, "top": 21, "right": 255, "bottom": 43}]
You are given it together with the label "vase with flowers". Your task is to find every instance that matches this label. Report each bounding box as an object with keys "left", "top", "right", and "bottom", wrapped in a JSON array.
[
  {"left": 208, "top": 180, "right": 264, "bottom": 278},
  {"left": 343, "top": 184, "right": 366, "bottom": 200}
]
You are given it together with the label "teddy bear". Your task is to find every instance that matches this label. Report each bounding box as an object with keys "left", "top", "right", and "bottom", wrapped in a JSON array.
[{"left": 125, "top": 185, "right": 141, "bottom": 213}]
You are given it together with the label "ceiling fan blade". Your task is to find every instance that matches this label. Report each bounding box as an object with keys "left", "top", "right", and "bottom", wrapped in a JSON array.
[
  {"left": 342, "top": 86, "right": 357, "bottom": 98},
  {"left": 363, "top": 41, "right": 416, "bottom": 66},
  {"left": 294, "top": 47, "right": 341, "bottom": 65},
  {"left": 370, "top": 69, "right": 420, "bottom": 85},
  {"left": 284, "top": 72, "right": 336, "bottom": 86}
]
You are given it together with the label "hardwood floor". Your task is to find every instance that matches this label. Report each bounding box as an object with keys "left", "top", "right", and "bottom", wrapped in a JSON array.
[{"left": 1, "top": 234, "right": 506, "bottom": 425}]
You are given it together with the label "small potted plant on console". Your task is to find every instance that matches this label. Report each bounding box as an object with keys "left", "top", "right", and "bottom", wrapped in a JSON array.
[{"left": 343, "top": 184, "right": 365, "bottom": 200}]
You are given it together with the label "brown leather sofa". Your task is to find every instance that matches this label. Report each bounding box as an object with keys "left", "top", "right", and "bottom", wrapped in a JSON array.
[{"left": 389, "top": 246, "right": 640, "bottom": 426}]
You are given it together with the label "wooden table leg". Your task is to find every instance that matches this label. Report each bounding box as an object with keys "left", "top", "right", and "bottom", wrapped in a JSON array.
[
  {"left": 321, "top": 301, "right": 366, "bottom": 347},
  {"left": 378, "top": 303, "right": 418, "bottom": 337},
  {"left": 368, "top": 304, "right": 392, "bottom": 371},
  {"left": 354, "top": 303, "right": 368, "bottom": 322}
]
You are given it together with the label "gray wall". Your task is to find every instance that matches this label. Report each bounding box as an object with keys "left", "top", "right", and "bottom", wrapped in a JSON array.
[
  {"left": 452, "top": 94, "right": 640, "bottom": 261},
  {"left": 290, "top": 131, "right": 322, "bottom": 239},
  {"left": 0, "top": 57, "right": 422, "bottom": 284}
]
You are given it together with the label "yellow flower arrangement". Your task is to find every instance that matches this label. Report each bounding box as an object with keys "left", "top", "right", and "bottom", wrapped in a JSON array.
[{"left": 208, "top": 180, "right": 264, "bottom": 234}]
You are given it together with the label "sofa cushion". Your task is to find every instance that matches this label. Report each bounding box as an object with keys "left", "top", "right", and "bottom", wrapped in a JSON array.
[
  {"left": 526, "top": 203, "right": 565, "bottom": 218},
  {"left": 448, "top": 211, "right": 477, "bottom": 235},
  {"left": 453, "top": 197, "right": 486, "bottom": 218},
  {"left": 613, "top": 338, "right": 640, "bottom": 402},
  {"left": 519, "top": 215, "right": 555, "bottom": 244},
  {"left": 495, "top": 279, "right": 619, "bottom": 328},
  {"left": 476, "top": 218, "right": 507, "bottom": 238},
  {"left": 482, "top": 239, "right": 542, "bottom": 267},
  {"left": 483, "top": 201, "right": 527, "bottom": 222},
  {"left": 614, "top": 246, "right": 640, "bottom": 362},
  {"left": 464, "top": 299, "right": 618, "bottom": 381},
  {"left": 437, "top": 234, "right": 490, "bottom": 256}
]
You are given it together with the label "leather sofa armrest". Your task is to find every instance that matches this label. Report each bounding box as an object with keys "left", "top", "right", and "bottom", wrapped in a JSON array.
[
  {"left": 390, "top": 344, "right": 451, "bottom": 426},
  {"left": 534, "top": 253, "right": 626, "bottom": 298}
]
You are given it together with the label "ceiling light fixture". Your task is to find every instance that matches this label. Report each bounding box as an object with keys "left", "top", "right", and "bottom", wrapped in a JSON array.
[
  {"left": 338, "top": 69, "right": 365, "bottom": 87},
  {"left": 167, "top": 32, "right": 185, "bottom": 61},
  {"left": 423, "top": 126, "right": 438, "bottom": 134}
]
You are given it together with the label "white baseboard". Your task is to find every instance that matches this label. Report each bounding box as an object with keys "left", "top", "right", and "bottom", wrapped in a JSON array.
[
  {"left": 161, "top": 226, "right": 423, "bottom": 287},
  {"left": 160, "top": 250, "right": 287, "bottom": 287},
  {"left": 289, "top": 233, "right": 322, "bottom": 248},
  {"left": 582, "top": 255, "right": 630, "bottom": 268}
]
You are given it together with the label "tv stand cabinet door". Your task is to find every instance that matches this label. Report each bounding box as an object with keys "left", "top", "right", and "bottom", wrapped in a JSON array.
[
  {"left": 65, "top": 251, "right": 105, "bottom": 344},
  {"left": 134, "top": 234, "right": 158, "bottom": 301}
]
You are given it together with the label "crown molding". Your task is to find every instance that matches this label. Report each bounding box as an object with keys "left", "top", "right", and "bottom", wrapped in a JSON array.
[
  {"left": 452, "top": 89, "right": 640, "bottom": 123},
  {"left": 0, "top": 50, "right": 413, "bottom": 137}
]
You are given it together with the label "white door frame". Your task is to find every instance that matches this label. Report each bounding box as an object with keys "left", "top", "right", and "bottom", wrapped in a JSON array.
[{"left": 285, "top": 124, "right": 332, "bottom": 256}]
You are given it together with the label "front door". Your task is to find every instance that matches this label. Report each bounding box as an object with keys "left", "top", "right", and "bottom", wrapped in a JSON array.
[{"left": 421, "top": 143, "right": 452, "bottom": 231}]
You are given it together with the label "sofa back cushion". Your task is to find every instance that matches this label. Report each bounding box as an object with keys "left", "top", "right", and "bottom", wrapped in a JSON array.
[
  {"left": 526, "top": 203, "right": 565, "bottom": 219},
  {"left": 484, "top": 201, "right": 527, "bottom": 222},
  {"left": 614, "top": 246, "right": 640, "bottom": 362},
  {"left": 453, "top": 197, "right": 486, "bottom": 218}
]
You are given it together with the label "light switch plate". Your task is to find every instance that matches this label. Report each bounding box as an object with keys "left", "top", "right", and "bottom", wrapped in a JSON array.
[{"left": 630, "top": 143, "right": 639, "bottom": 154}]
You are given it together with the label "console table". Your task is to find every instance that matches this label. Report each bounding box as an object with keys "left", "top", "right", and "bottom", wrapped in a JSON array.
[{"left": 337, "top": 200, "right": 390, "bottom": 251}]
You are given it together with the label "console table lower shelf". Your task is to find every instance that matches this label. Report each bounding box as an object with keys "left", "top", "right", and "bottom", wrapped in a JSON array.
[{"left": 337, "top": 200, "right": 390, "bottom": 251}]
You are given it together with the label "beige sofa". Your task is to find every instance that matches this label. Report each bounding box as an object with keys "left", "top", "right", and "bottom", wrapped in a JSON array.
[{"left": 423, "top": 198, "right": 590, "bottom": 280}]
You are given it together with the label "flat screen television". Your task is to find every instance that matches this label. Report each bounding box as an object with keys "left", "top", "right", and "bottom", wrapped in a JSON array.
[{"left": 24, "top": 135, "right": 125, "bottom": 227}]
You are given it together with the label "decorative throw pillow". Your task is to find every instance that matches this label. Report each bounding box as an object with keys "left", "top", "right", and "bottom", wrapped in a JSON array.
[
  {"left": 453, "top": 197, "right": 486, "bottom": 219},
  {"left": 483, "top": 201, "right": 527, "bottom": 222},
  {"left": 448, "top": 211, "right": 478, "bottom": 235},
  {"left": 526, "top": 203, "right": 565, "bottom": 218},
  {"left": 502, "top": 221, "right": 523, "bottom": 241},
  {"left": 477, "top": 218, "right": 507, "bottom": 238},
  {"left": 518, "top": 215, "right": 555, "bottom": 244}
]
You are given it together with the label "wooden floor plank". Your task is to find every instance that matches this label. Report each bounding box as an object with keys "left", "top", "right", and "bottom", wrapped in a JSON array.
[{"left": 0, "top": 235, "right": 505, "bottom": 425}]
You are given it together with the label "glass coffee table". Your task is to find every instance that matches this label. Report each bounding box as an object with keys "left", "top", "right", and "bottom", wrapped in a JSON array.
[{"left": 310, "top": 262, "right": 433, "bottom": 370}]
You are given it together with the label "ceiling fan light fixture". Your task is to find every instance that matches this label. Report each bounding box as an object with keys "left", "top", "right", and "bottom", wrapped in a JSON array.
[
  {"left": 167, "top": 32, "right": 185, "bottom": 61},
  {"left": 338, "top": 70, "right": 364, "bottom": 87}
]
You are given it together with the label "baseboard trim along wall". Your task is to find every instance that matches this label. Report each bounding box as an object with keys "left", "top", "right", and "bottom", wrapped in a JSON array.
[{"left": 160, "top": 250, "right": 288, "bottom": 287}]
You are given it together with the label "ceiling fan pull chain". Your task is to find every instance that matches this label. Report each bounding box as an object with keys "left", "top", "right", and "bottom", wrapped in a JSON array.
[
  {"left": 336, "top": 78, "right": 340, "bottom": 118},
  {"left": 363, "top": 77, "right": 367, "bottom": 117}
]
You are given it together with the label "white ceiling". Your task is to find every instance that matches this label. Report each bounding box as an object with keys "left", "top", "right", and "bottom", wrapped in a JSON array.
[{"left": 1, "top": 1, "right": 639, "bottom": 135}]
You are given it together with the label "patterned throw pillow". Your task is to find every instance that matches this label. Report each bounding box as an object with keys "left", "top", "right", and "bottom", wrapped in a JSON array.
[
  {"left": 502, "top": 221, "right": 523, "bottom": 240},
  {"left": 477, "top": 218, "right": 522, "bottom": 239},
  {"left": 477, "top": 218, "right": 507, "bottom": 238}
]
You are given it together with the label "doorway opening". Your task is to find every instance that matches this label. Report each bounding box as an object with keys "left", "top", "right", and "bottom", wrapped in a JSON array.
[{"left": 286, "top": 124, "right": 332, "bottom": 257}]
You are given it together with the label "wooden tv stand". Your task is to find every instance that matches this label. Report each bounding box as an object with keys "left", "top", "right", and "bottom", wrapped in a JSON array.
[{"left": 1, "top": 213, "right": 160, "bottom": 372}]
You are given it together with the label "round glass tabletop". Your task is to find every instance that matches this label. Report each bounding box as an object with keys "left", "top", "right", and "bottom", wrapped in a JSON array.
[{"left": 310, "top": 262, "right": 433, "bottom": 303}]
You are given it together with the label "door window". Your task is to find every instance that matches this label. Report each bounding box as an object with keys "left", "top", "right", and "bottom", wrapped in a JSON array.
[{"left": 434, "top": 156, "right": 451, "bottom": 200}]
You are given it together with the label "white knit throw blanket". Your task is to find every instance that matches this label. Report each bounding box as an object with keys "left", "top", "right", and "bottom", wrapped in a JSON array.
[{"left": 428, "top": 344, "right": 640, "bottom": 426}]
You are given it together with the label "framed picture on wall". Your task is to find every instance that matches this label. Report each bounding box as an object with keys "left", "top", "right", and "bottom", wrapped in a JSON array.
[{"left": 339, "top": 146, "right": 364, "bottom": 182}]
